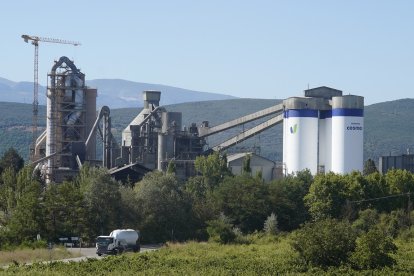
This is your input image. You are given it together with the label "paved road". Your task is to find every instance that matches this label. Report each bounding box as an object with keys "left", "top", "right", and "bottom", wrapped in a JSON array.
[{"left": 65, "top": 245, "right": 161, "bottom": 262}]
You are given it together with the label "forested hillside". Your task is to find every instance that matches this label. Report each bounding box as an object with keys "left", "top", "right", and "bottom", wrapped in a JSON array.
[{"left": 1, "top": 98, "right": 414, "bottom": 164}]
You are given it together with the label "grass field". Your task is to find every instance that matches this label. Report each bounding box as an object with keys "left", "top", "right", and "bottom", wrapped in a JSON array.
[
  {"left": 2, "top": 236, "right": 414, "bottom": 275},
  {"left": 0, "top": 246, "right": 80, "bottom": 267}
]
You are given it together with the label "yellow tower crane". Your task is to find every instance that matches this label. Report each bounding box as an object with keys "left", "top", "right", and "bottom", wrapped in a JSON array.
[{"left": 21, "top": 34, "right": 81, "bottom": 161}]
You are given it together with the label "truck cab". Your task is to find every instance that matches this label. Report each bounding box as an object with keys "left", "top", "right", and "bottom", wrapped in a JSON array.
[
  {"left": 96, "top": 229, "right": 140, "bottom": 256},
  {"left": 96, "top": 236, "right": 116, "bottom": 256}
]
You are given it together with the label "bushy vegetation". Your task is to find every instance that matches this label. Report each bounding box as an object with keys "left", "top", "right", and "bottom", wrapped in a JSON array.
[
  {"left": 350, "top": 228, "right": 397, "bottom": 269},
  {"left": 291, "top": 219, "right": 357, "bottom": 267},
  {"left": 3, "top": 236, "right": 414, "bottom": 275},
  {"left": 2, "top": 149, "right": 414, "bottom": 273}
]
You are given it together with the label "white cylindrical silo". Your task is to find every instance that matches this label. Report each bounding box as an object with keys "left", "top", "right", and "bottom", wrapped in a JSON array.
[
  {"left": 318, "top": 110, "right": 332, "bottom": 173},
  {"left": 283, "top": 98, "right": 319, "bottom": 175},
  {"left": 331, "top": 95, "right": 364, "bottom": 174}
]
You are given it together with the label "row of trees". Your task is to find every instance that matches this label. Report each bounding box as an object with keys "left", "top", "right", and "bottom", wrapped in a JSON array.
[{"left": 0, "top": 149, "right": 413, "bottom": 248}]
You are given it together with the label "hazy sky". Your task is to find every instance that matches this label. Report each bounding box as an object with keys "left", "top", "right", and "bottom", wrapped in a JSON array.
[{"left": 1, "top": 0, "right": 413, "bottom": 104}]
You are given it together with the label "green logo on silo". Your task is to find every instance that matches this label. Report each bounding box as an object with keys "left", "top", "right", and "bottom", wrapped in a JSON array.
[{"left": 290, "top": 124, "right": 298, "bottom": 134}]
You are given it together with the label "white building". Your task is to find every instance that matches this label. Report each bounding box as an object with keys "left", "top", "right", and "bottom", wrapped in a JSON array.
[{"left": 227, "top": 152, "right": 282, "bottom": 181}]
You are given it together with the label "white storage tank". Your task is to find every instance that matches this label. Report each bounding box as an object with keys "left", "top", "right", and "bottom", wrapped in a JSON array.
[
  {"left": 331, "top": 95, "right": 364, "bottom": 174},
  {"left": 318, "top": 110, "right": 332, "bottom": 173},
  {"left": 283, "top": 98, "right": 319, "bottom": 175}
]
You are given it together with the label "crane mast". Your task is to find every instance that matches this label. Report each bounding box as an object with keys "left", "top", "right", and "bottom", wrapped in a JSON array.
[{"left": 21, "top": 34, "right": 81, "bottom": 161}]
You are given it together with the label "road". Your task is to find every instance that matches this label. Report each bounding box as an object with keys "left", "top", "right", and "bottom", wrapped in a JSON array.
[{"left": 64, "top": 245, "right": 161, "bottom": 263}]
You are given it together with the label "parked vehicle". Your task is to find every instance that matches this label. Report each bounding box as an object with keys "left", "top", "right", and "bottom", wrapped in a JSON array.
[{"left": 96, "top": 229, "right": 140, "bottom": 256}]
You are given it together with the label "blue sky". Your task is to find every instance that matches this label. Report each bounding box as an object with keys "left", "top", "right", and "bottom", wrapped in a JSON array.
[{"left": 1, "top": 0, "right": 413, "bottom": 104}]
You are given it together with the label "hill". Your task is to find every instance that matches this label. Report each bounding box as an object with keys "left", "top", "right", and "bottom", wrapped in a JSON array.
[
  {"left": 86, "top": 79, "right": 236, "bottom": 108},
  {"left": 364, "top": 98, "right": 414, "bottom": 160},
  {"left": 0, "top": 77, "right": 236, "bottom": 108},
  {"left": 1, "top": 98, "right": 414, "bottom": 165}
]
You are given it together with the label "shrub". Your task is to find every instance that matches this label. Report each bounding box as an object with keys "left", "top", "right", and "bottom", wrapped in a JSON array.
[
  {"left": 263, "top": 213, "right": 278, "bottom": 235},
  {"left": 19, "top": 239, "right": 47, "bottom": 250},
  {"left": 350, "top": 228, "right": 397, "bottom": 269},
  {"left": 378, "top": 209, "right": 411, "bottom": 238},
  {"left": 206, "top": 213, "right": 236, "bottom": 244},
  {"left": 398, "top": 227, "right": 414, "bottom": 242},
  {"left": 232, "top": 227, "right": 251, "bottom": 244},
  {"left": 290, "top": 218, "right": 356, "bottom": 267},
  {"left": 352, "top": 208, "right": 379, "bottom": 234}
]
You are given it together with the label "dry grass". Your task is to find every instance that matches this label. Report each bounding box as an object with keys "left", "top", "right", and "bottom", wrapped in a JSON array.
[{"left": 0, "top": 246, "right": 81, "bottom": 266}]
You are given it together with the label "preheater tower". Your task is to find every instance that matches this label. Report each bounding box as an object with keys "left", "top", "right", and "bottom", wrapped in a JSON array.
[{"left": 45, "top": 56, "right": 96, "bottom": 183}]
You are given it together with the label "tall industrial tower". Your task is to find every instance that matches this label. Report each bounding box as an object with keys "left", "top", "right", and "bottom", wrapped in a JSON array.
[{"left": 21, "top": 34, "right": 81, "bottom": 161}]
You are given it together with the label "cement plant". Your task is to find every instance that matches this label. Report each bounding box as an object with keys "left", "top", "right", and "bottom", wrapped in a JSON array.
[{"left": 27, "top": 55, "right": 365, "bottom": 184}]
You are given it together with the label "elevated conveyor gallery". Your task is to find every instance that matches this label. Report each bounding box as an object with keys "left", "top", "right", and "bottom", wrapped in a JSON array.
[{"left": 197, "top": 103, "right": 284, "bottom": 153}]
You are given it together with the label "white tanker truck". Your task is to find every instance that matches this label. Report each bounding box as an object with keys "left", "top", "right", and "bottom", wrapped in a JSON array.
[{"left": 96, "top": 229, "right": 140, "bottom": 256}]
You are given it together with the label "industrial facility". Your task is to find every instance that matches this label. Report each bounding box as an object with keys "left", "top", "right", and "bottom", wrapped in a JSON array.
[
  {"left": 31, "top": 57, "right": 98, "bottom": 183},
  {"left": 30, "top": 56, "right": 365, "bottom": 183},
  {"left": 283, "top": 87, "right": 364, "bottom": 175}
]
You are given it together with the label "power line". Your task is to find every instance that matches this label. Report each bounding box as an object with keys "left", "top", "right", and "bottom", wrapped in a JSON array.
[{"left": 350, "top": 192, "right": 412, "bottom": 204}]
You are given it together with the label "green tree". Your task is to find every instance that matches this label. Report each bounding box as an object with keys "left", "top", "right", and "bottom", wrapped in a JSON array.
[
  {"left": 7, "top": 181, "right": 43, "bottom": 243},
  {"left": 304, "top": 172, "right": 366, "bottom": 221},
  {"left": 119, "top": 185, "right": 141, "bottom": 229},
  {"left": 352, "top": 208, "right": 379, "bottom": 234},
  {"left": 167, "top": 160, "right": 176, "bottom": 174},
  {"left": 377, "top": 209, "right": 411, "bottom": 238},
  {"left": 194, "top": 152, "right": 231, "bottom": 188},
  {"left": 363, "top": 172, "right": 390, "bottom": 212},
  {"left": 384, "top": 169, "right": 414, "bottom": 210},
  {"left": 135, "top": 171, "right": 193, "bottom": 242},
  {"left": 43, "top": 181, "right": 85, "bottom": 241},
  {"left": 0, "top": 147, "right": 24, "bottom": 174},
  {"left": 211, "top": 175, "right": 270, "bottom": 233},
  {"left": 15, "top": 166, "right": 38, "bottom": 202},
  {"left": 0, "top": 165, "right": 36, "bottom": 221},
  {"left": 77, "top": 165, "right": 122, "bottom": 240},
  {"left": 0, "top": 167, "right": 17, "bottom": 218},
  {"left": 363, "top": 159, "right": 378, "bottom": 175},
  {"left": 304, "top": 173, "right": 349, "bottom": 220},
  {"left": 350, "top": 228, "right": 397, "bottom": 269},
  {"left": 290, "top": 218, "right": 357, "bottom": 267},
  {"left": 206, "top": 213, "right": 236, "bottom": 244},
  {"left": 185, "top": 176, "right": 216, "bottom": 240},
  {"left": 242, "top": 154, "right": 251, "bottom": 175},
  {"left": 385, "top": 169, "right": 414, "bottom": 194},
  {"left": 268, "top": 171, "right": 311, "bottom": 231}
]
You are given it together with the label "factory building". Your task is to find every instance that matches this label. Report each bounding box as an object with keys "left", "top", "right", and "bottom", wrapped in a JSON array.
[
  {"left": 379, "top": 154, "right": 414, "bottom": 174},
  {"left": 227, "top": 152, "right": 282, "bottom": 181},
  {"left": 113, "top": 90, "right": 206, "bottom": 182},
  {"left": 283, "top": 87, "right": 364, "bottom": 175}
]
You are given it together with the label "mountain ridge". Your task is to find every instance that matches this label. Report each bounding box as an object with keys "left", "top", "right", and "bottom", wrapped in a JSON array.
[
  {"left": 0, "top": 77, "right": 237, "bottom": 108},
  {"left": 1, "top": 98, "right": 414, "bottom": 164}
]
